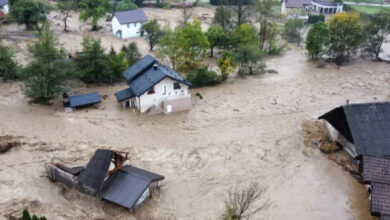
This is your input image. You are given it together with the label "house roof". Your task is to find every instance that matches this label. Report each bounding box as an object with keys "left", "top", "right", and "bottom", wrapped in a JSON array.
[
  {"left": 0, "top": 0, "right": 7, "bottom": 7},
  {"left": 68, "top": 92, "right": 101, "bottom": 108},
  {"left": 123, "top": 55, "right": 156, "bottom": 82},
  {"left": 77, "top": 149, "right": 113, "bottom": 193},
  {"left": 129, "top": 63, "right": 192, "bottom": 97},
  {"left": 319, "top": 102, "right": 390, "bottom": 157},
  {"left": 114, "top": 9, "right": 148, "bottom": 25},
  {"left": 100, "top": 165, "right": 164, "bottom": 209},
  {"left": 285, "top": 0, "right": 311, "bottom": 8},
  {"left": 371, "top": 182, "right": 390, "bottom": 216},
  {"left": 312, "top": 0, "right": 340, "bottom": 6},
  {"left": 362, "top": 156, "right": 390, "bottom": 184},
  {"left": 114, "top": 88, "right": 135, "bottom": 102}
]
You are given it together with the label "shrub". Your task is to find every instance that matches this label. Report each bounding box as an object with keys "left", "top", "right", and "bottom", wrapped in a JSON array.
[
  {"left": 23, "top": 209, "right": 47, "bottom": 220},
  {"left": 0, "top": 42, "right": 19, "bottom": 80},
  {"left": 186, "top": 67, "right": 220, "bottom": 87},
  {"left": 307, "top": 14, "right": 325, "bottom": 24}
]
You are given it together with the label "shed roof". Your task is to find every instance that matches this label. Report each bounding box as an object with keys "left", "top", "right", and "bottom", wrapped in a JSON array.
[
  {"left": 0, "top": 0, "right": 7, "bottom": 7},
  {"left": 68, "top": 92, "right": 101, "bottom": 108},
  {"left": 122, "top": 55, "right": 157, "bottom": 82},
  {"left": 115, "top": 88, "right": 135, "bottom": 102},
  {"left": 285, "top": 0, "right": 311, "bottom": 8},
  {"left": 100, "top": 165, "right": 164, "bottom": 209},
  {"left": 312, "top": 0, "right": 340, "bottom": 6},
  {"left": 371, "top": 182, "right": 390, "bottom": 216},
  {"left": 114, "top": 9, "right": 148, "bottom": 25},
  {"left": 362, "top": 156, "right": 390, "bottom": 184},
  {"left": 319, "top": 102, "right": 390, "bottom": 157},
  {"left": 77, "top": 149, "right": 112, "bottom": 193}
]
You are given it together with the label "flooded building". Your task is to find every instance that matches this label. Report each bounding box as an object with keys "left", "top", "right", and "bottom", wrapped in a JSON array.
[
  {"left": 115, "top": 55, "right": 192, "bottom": 114},
  {"left": 111, "top": 9, "right": 148, "bottom": 39}
]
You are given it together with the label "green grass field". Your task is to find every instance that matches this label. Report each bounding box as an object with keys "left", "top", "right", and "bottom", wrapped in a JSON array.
[{"left": 350, "top": 5, "right": 384, "bottom": 14}]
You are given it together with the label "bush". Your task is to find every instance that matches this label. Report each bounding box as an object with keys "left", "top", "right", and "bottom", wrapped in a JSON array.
[
  {"left": 115, "top": 0, "right": 137, "bottom": 11},
  {"left": 0, "top": 42, "right": 19, "bottom": 80},
  {"left": 23, "top": 209, "right": 47, "bottom": 220},
  {"left": 186, "top": 67, "right": 220, "bottom": 87},
  {"left": 307, "top": 14, "right": 325, "bottom": 24}
]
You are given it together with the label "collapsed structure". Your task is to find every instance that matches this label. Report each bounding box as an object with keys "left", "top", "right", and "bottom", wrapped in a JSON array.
[
  {"left": 319, "top": 102, "right": 390, "bottom": 220},
  {"left": 46, "top": 149, "right": 164, "bottom": 211}
]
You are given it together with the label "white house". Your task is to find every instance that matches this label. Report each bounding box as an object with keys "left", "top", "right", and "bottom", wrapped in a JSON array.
[
  {"left": 115, "top": 55, "right": 192, "bottom": 114},
  {"left": 310, "top": 0, "right": 343, "bottom": 14},
  {"left": 111, "top": 9, "right": 148, "bottom": 39},
  {"left": 0, "top": 0, "right": 9, "bottom": 15}
]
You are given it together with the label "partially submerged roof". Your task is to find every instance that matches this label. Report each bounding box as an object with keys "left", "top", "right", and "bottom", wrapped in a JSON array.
[
  {"left": 285, "top": 0, "right": 311, "bottom": 8},
  {"left": 68, "top": 92, "right": 101, "bottom": 108},
  {"left": 100, "top": 165, "right": 164, "bottom": 209},
  {"left": 319, "top": 102, "right": 390, "bottom": 157},
  {"left": 115, "top": 88, "right": 135, "bottom": 102},
  {"left": 371, "top": 182, "right": 390, "bottom": 216},
  {"left": 114, "top": 9, "right": 148, "bottom": 25},
  {"left": 77, "top": 149, "right": 112, "bottom": 193},
  {"left": 362, "top": 156, "right": 390, "bottom": 184},
  {"left": 122, "top": 55, "right": 156, "bottom": 82},
  {"left": 0, "top": 0, "right": 7, "bottom": 7}
]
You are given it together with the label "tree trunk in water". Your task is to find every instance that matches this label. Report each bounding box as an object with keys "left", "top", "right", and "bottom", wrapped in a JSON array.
[{"left": 210, "top": 47, "right": 214, "bottom": 57}]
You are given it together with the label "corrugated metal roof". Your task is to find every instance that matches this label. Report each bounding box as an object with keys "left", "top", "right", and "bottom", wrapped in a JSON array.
[
  {"left": 114, "top": 9, "right": 148, "bottom": 25},
  {"left": 285, "top": 0, "right": 311, "bottom": 8},
  {"left": 121, "top": 165, "right": 165, "bottom": 182},
  {"left": 123, "top": 55, "right": 156, "bottom": 82},
  {"left": 319, "top": 102, "right": 390, "bottom": 157},
  {"left": 0, "top": 0, "right": 7, "bottom": 7},
  {"left": 68, "top": 92, "right": 101, "bottom": 108},
  {"left": 77, "top": 149, "right": 112, "bottom": 193},
  {"left": 371, "top": 182, "right": 390, "bottom": 216},
  {"left": 115, "top": 88, "right": 135, "bottom": 102},
  {"left": 362, "top": 156, "right": 390, "bottom": 184}
]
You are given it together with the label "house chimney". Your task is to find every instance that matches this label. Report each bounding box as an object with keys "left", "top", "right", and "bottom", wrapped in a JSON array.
[{"left": 153, "top": 63, "right": 158, "bottom": 70}]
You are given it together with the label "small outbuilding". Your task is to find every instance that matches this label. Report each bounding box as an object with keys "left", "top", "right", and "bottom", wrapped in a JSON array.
[
  {"left": 281, "top": 0, "right": 311, "bottom": 14},
  {"left": 111, "top": 9, "right": 148, "bottom": 39},
  {"left": 0, "top": 0, "right": 9, "bottom": 15},
  {"left": 63, "top": 92, "right": 101, "bottom": 111}
]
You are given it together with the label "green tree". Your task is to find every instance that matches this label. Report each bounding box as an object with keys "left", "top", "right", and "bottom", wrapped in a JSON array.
[
  {"left": 79, "top": 0, "right": 109, "bottom": 31},
  {"left": 23, "top": 209, "right": 47, "bottom": 220},
  {"left": 140, "top": 19, "right": 162, "bottom": 51},
  {"left": 115, "top": 0, "right": 137, "bottom": 11},
  {"left": 108, "top": 47, "right": 128, "bottom": 78},
  {"left": 254, "top": 0, "right": 273, "bottom": 50},
  {"left": 122, "top": 42, "right": 141, "bottom": 65},
  {"left": 306, "top": 21, "right": 329, "bottom": 60},
  {"left": 327, "top": 11, "right": 364, "bottom": 64},
  {"left": 157, "top": 27, "right": 181, "bottom": 70},
  {"left": 186, "top": 66, "right": 220, "bottom": 87},
  {"left": 0, "top": 41, "right": 19, "bottom": 80},
  {"left": 282, "top": 18, "right": 304, "bottom": 45},
  {"left": 213, "top": 6, "right": 234, "bottom": 31},
  {"left": 11, "top": 0, "right": 51, "bottom": 32},
  {"left": 362, "top": 9, "right": 390, "bottom": 60},
  {"left": 58, "top": 0, "right": 77, "bottom": 32},
  {"left": 75, "top": 35, "right": 122, "bottom": 83},
  {"left": 217, "top": 50, "right": 236, "bottom": 82},
  {"left": 22, "top": 29, "right": 73, "bottom": 104},
  {"left": 230, "top": 0, "right": 253, "bottom": 27},
  {"left": 231, "top": 23, "right": 260, "bottom": 47},
  {"left": 235, "top": 43, "right": 263, "bottom": 75},
  {"left": 206, "top": 24, "right": 226, "bottom": 57}
]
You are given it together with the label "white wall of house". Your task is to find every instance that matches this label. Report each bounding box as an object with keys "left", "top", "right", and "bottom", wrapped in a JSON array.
[
  {"left": 1, "top": 4, "right": 9, "bottom": 14},
  {"left": 310, "top": 1, "right": 343, "bottom": 14},
  {"left": 137, "top": 77, "right": 190, "bottom": 113},
  {"left": 111, "top": 16, "right": 144, "bottom": 39}
]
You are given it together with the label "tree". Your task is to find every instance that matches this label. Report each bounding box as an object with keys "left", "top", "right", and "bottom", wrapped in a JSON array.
[
  {"left": 75, "top": 35, "right": 122, "bottom": 83},
  {"left": 229, "top": 0, "right": 253, "bottom": 27},
  {"left": 23, "top": 209, "right": 47, "bottom": 220},
  {"left": 11, "top": 0, "right": 51, "bottom": 32},
  {"left": 140, "top": 19, "right": 162, "bottom": 51},
  {"left": 231, "top": 23, "right": 260, "bottom": 47},
  {"left": 22, "top": 29, "right": 73, "bottom": 104},
  {"left": 282, "top": 18, "right": 304, "bottom": 45},
  {"left": 235, "top": 43, "right": 263, "bottom": 75},
  {"left": 213, "top": 6, "right": 234, "bottom": 31},
  {"left": 254, "top": 0, "right": 273, "bottom": 50},
  {"left": 115, "top": 0, "right": 137, "bottom": 11},
  {"left": 327, "top": 11, "right": 364, "bottom": 64},
  {"left": 362, "top": 10, "right": 390, "bottom": 60},
  {"left": 222, "top": 182, "right": 268, "bottom": 220},
  {"left": 306, "top": 21, "right": 329, "bottom": 60},
  {"left": 186, "top": 66, "right": 220, "bottom": 87},
  {"left": 178, "top": 0, "right": 198, "bottom": 27},
  {"left": 0, "top": 41, "right": 19, "bottom": 80},
  {"left": 79, "top": 0, "right": 110, "bottom": 31},
  {"left": 134, "top": 0, "right": 144, "bottom": 7},
  {"left": 217, "top": 50, "right": 236, "bottom": 82},
  {"left": 122, "top": 42, "right": 141, "bottom": 65},
  {"left": 206, "top": 24, "right": 226, "bottom": 57},
  {"left": 58, "top": 0, "right": 77, "bottom": 32},
  {"left": 107, "top": 47, "right": 128, "bottom": 78},
  {"left": 157, "top": 27, "right": 181, "bottom": 70}
]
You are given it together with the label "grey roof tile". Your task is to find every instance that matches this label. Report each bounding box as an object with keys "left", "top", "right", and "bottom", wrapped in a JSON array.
[{"left": 114, "top": 9, "right": 148, "bottom": 24}]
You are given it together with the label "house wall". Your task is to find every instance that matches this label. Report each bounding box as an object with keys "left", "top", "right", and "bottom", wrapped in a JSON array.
[
  {"left": 324, "top": 121, "right": 358, "bottom": 158},
  {"left": 1, "top": 4, "right": 9, "bottom": 14},
  {"left": 310, "top": 1, "right": 343, "bottom": 14},
  {"left": 138, "top": 77, "right": 190, "bottom": 113},
  {"left": 111, "top": 16, "right": 144, "bottom": 39}
]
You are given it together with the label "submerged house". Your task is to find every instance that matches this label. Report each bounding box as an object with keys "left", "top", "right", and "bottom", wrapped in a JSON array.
[
  {"left": 115, "top": 55, "right": 192, "bottom": 114},
  {"left": 63, "top": 92, "right": 101, "bottom": 111},
  {"left": 111, "top": 9, "right": 148, "bottom": 39},
  {"left": 319, "top": 102, "right": 390, "bottom": 159},
  {"left": 46, "top": 149, "right": 164, "bottom": 211},
  {"left": 0, "top": 0, "right": 8, "bottom": 15}
]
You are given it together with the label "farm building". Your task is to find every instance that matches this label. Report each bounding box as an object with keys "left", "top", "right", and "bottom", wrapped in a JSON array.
[
  {"left": 319, "top": 102, "right": 390, "bottom": 159},
  {"left": 63, "top": 92, "right": 101, "bottom": 111},
  {"left": 310, "top": 0, "right": 343, "bottom": 14},
  {"left": 0, "top": 0, "right": 9, "bottom": 15},
  {"left": 115, "top": 55, "right": 192, "bottom": 114},
  {"left": 281, "top": 0, "right": 311, "bottom": 14},
  {"left": 46, "top": 149, "right": 164, "bottom": 212},
  {"left": 111, "top": 9, "right": 148, "bottom": 39}
]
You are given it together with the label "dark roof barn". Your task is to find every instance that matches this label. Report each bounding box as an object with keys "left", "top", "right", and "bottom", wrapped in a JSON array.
[
  {"left": 285, "top": 0, "right": 311, "bottom": 8},
  {"left": 68, "top": 92, "right": 101, "bottom": 108},
  {"left": 114, "top": 9, "right": 148, "bottom": 25}
]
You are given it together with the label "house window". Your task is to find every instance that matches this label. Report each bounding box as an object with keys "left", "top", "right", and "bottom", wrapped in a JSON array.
[
  {"left": 127, "top": 23, "right": 130, "bottom": 28},
  {"left": 174, "top": 82, "right": 181, "bottom": 90},
  {"left": 147, "top": 87, "right": 155, "bottom": 95}
]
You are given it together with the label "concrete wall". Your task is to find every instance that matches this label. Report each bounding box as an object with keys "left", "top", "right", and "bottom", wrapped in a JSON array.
[
  {"left": 138, "top": 77, "right": 190, "bottom": 113},
  {"left": 111, "top": 16, "right": 144, "bottom": 39}
]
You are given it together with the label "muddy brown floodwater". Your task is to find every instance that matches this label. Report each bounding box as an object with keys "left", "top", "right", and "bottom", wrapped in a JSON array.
[{"left": 0, "top": 42, "right": 389, "bottom": 219}]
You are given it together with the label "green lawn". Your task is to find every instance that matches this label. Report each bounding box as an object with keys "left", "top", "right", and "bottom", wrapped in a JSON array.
[{"left": 350, "top": 5, "right": 383, "bottom": 14}]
